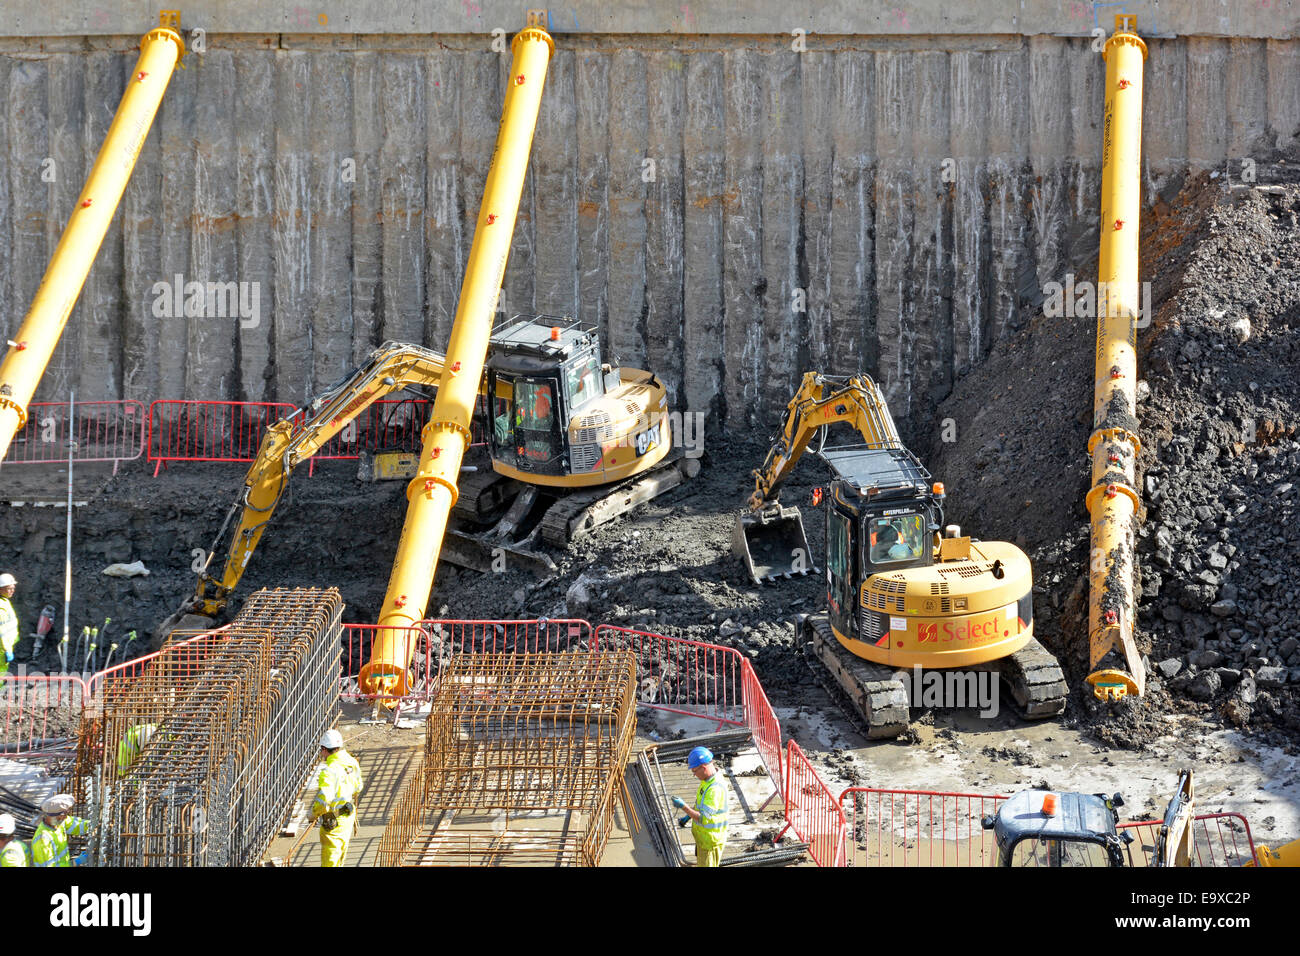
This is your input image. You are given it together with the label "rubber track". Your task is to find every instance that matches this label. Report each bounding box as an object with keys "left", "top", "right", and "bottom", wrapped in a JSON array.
[
  {"left": 989, "top": 637, "right": 1068, "bottom": 718},
  {"left": 803, "top": 615, "right": 910, "bottom": 739}
]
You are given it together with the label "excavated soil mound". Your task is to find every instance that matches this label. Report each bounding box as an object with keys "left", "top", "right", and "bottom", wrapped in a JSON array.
[{"left": 930, "top": 159, "right": 1300, "bottom": 747}]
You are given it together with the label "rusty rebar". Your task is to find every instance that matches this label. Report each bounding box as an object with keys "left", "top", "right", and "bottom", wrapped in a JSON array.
[
  {"left": 91, "top": 588, "right": 341, "bottom": 866},
  {"left": 378, "top": 650, "right": 636, "bottom": 867}
]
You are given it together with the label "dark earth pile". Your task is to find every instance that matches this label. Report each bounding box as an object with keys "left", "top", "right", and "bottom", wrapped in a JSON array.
[
  {"left": 931, "top": 158, "right": 1300, "bottom": 747},
  {"left": 2, "top": 158, "right": 1297, "bottom": 756}
]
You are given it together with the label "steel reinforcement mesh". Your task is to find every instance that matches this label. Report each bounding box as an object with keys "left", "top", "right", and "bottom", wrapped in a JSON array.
[
  {"left": 90, "top": 588, "right": 342, "bottom": 866},
  {"left": 378, "top": 650, "right": 636, "bottom": 867}
]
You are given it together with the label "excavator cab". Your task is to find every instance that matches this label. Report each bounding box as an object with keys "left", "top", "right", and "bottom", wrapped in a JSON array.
[
  {"left": 983, "top": 790, "right": 1132, "bottom": 867},
  {"left": 821, "top": 445, "right": 943, "bottom": 639},
  {"left": 486, "top": 314, "right": 609, "bottom": 479}
]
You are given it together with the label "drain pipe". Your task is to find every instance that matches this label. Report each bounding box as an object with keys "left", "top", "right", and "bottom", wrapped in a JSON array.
[{"left": 1085, "top": 15, "right": 1148, "bottom": 700}]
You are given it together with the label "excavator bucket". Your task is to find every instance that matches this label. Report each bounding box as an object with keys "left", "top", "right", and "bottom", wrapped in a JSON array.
[{"left": 733, "top": 504, "right": 814, "bottom": 584}]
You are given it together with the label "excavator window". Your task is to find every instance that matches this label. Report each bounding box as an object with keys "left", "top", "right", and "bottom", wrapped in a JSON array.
[
  {"left": 868, "top": 514, "right": 924, "bottom": 564},
  {"left": 564, "top": 355, "right": 601, "bottom": 411},
  {"left": 1008, "top": 837, "right": 1113, "bottom": 868},
  {"left": 514, "top": 380, "right": 555, "bottom": 430}
]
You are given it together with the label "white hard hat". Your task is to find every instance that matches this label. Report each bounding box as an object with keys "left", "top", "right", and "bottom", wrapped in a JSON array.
[
  {"left": 137, "top": 725, "right": 156, "bottom": 747},
  {"left": 320, "top": 729, "right": 343, "bottom": 750},
  {"left": 41, "top": 794, "right": 74, "bottom": 815},
  {"left": 0, "top": 573, "right": 15, "bottom": 588},
  {"left": 0, "top": 814, "right": 15, "bottom": 836}
]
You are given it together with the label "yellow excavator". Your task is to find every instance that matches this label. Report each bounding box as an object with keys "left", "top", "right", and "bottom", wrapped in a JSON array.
[
  {"left": 735, "top": 371, "right": 1067, "bottom": 737},
  {"left": 171, "top": 313, "right": 692, "bottom": 623},
  {"left": 164, "top": 19, "right": 695, "bottom": 649}
]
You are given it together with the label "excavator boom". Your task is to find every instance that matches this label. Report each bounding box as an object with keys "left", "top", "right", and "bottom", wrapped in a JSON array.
[
  {"left": 186, "top": 342, "right": 461, "bottom": 617},
  {"left": 736, "top": 371, "right": 905, "bottom": 583}
]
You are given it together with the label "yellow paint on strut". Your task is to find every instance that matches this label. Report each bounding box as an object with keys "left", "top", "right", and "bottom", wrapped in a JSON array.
[
  {"left": 0, "top": 16, "right": 184, "bottom": 460},
  {"left": 1086, "top": 16, "right": 1147, "bottom": 701},
  {"left": 360, "top": 21, "right": 555, "bottom": 700}
]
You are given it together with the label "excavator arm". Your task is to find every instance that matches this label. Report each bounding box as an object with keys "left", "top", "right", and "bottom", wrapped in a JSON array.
[
  {"left": 745, "top": 371, "right": 904, "bottom": 511},
  {"left": 189, "top": 342, "right": 474, "bottom": 617},
  {"left": 736, "top": 371, "right": 906, "bottom": 583}
]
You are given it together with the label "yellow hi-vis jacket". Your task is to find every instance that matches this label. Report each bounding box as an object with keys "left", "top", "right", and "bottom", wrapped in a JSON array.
[
  {"left": 0, "top": 839, "right": 29, "bottom": 867},
  {"left": 691, "top": 772, "right": 729, "bottom": 852},
  {"left": 32, "top": 816, "right": 90, "bottom": 867},
  {"left": 0, "top": 597, "right": 18, "bottom": 659},
  {"left": 313, "top": 749, "right": 363, "bottom": 819},
  {"left": 116, "top": 723, "right": 158, "bottom": 777}
]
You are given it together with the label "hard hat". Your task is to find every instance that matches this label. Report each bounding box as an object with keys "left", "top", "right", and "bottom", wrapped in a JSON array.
[
  {"left": 321, "top": 729, "right": 343, "bottom": 750},
  {"left": 0, "top": 573, "right": 15, "bottom": 587},
  {"left": 41, "top": 794, "right": 74, "bottom": 815},
  {"left": 137, "top": 725, "right": 156, "bottom": 748},
  {"left": 687, "top": 747, "right": 713, "bottom": 770},
  {"left": 0, "top": 814, "right": 14, "bottom": 836}
]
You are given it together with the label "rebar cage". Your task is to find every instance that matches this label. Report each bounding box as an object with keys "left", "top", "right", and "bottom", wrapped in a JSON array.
[
  {"left": 89, "top": 588, "right": 342, "bottom": 866},
  {"left": 378, "top": 650, "right": 636, "bottom": 867}
]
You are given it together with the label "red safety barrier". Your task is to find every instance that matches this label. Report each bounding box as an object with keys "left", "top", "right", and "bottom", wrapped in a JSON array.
[
  {"left": 840, "top": 787, "right": 1007, "bottom": 867},
  {"left": 0, "top": 675, "right": 89, "bottom": 753},
  {"left": 338, "top": 623, "right": 439, "bottom": 705},
  {"left": 2, "top": 400, "right": 146, "bottom": 474},
  {"left": 1118, "top": 812, "right": 1258, "bottom": 868},
  {"left": 147, "top": 399, "right": 295, "bottom": 474},
  {"left": 148, "top": 395, "right": 488, "bottom": 476},
  {"left": 840, "top": 788, "right": 1261, "bottom": 867},
  {"left": 286, "top": 398, "right": 430, "bottom": 475},
  {"left": 593, "top": 624, "right": 746, "bottom": 726},
  {"left": 343, "top": 619, "right": 784, "bottom": 797},
  {"left": 778, "top": 740, "right": 846, "bottom": 867},
  {"left": 740, "top": 660, "right": 783, "bottom": 797},
  {"left": 84, "top": 626, "right": 232, "bottom": 701}
]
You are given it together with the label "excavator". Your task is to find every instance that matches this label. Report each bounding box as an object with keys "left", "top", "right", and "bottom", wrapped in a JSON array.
[
  {"left": 172, "top": 313, "right": 694, "bottom": 622},
  {"left": 734, "top": 371, "right": 1067, "bottom": 737},
  {"left": 164, "top": 18, "right": 696, "bottom": 651}
]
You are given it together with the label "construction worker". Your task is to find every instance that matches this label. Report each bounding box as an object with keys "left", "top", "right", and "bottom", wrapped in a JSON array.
[
  {"left": 31, "top": 794, "right": 91, "bottom": 867},
  {"left": 0, "top": 573, "right": 19, "bottom": 677},
  {"left": 313, "top": 728, "right": 363, "bottom": 868},
  {"left": 671, "top": 746, "right": 729, "bottom": 867},
  {"left": 116, "top": 723, "right": 157, "bottom": 777},
  {"left": 0, "top": 814, "right": 28, "bottom": 867}
]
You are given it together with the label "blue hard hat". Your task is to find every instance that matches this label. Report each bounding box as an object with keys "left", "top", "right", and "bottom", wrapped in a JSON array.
[{"left": 687, "top": 747, "right": 713, "bottom": 769}]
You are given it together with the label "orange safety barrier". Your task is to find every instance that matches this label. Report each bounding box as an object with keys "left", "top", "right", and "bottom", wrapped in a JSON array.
[
  {"left": 1, "top": 400, "right": 145, "bottom": 474},
  {"left": 147, "top": 399, "right": 295, "bottom": 474},
  {"left": 778, "top": 740, "right": 846, "bottom": 866},
  {"left": 0, "top": 675, "right": 89, "bottom": 753}
]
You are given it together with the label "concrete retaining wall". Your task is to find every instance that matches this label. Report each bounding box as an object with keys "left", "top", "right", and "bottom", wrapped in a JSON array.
[{"left": 2, "top": 31, "right": 1297, "bottom": 433}]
